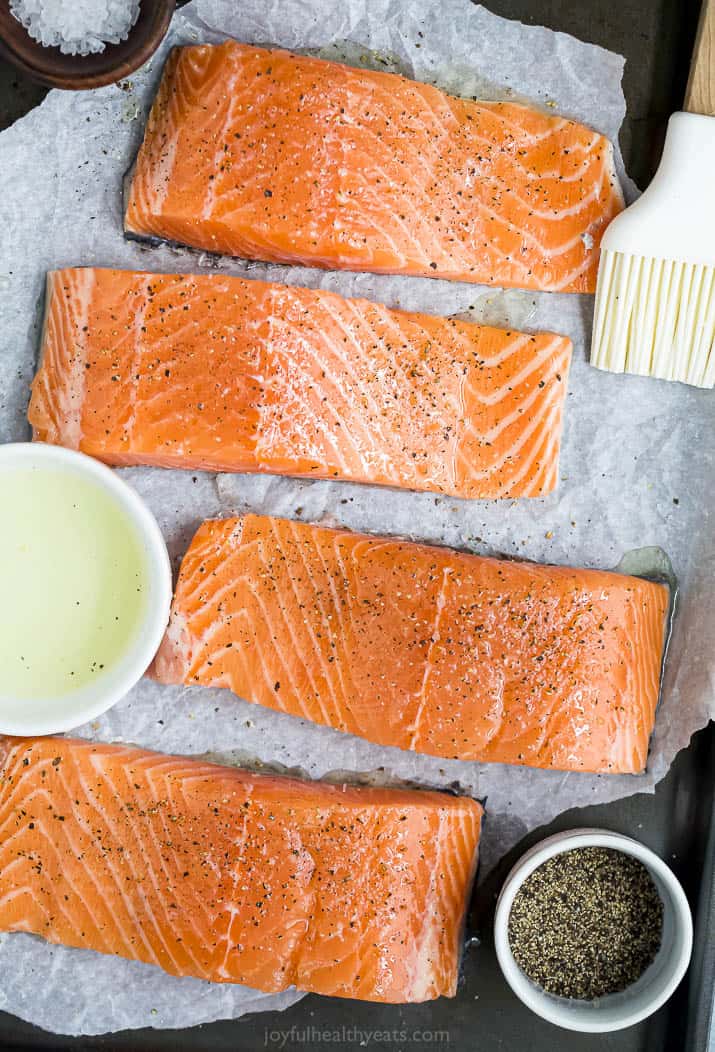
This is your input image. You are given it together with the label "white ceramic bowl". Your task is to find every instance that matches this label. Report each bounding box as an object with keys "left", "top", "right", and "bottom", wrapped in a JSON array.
[
  {"left": 0, "top": 443, "right": 172, "bottom": 735},
  {"left": 494, "top": 828, "right": 693, "bottom": 1032}
]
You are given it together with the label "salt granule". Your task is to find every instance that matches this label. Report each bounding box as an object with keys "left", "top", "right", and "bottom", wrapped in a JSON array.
[{"left": 10, "top": 0, "right": 141, "bottom": 56}]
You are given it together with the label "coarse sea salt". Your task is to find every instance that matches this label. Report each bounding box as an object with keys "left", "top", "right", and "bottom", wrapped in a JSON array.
[{"left": 10, "top": 0, "right": 141, "bottom": 56}]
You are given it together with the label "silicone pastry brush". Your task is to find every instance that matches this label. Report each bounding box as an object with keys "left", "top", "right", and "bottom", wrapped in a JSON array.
[{"left": 591, "top": 0, "right": 715, "bottom": 387}]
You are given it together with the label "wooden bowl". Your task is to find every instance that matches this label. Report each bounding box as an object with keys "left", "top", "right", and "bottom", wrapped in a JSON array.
[{"left": 0, "top": 0, "right": 177, "bottom": 89}]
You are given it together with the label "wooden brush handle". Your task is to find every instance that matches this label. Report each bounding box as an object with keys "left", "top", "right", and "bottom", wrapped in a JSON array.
[{"left": 685, "top": 0, "right": 715, "bottom": 115}]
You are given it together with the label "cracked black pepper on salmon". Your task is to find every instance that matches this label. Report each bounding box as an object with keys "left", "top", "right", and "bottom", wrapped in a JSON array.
[
  {"left": 0, "top": 736, "right": 482, "bottom": 1002},
  {"left": 124, "top": 42, "right": 624, "bottom": 292},
  {"left": 28, "top": 267, "right": 572, "bottom": 499},
  {"left": 152, "top": 515, "right": 669, "bottom": 774}
]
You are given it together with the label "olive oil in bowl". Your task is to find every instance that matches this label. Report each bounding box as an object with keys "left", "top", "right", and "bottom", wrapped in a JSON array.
[{"left": 0, "top": 444, "right": 172, "bottom": 733}]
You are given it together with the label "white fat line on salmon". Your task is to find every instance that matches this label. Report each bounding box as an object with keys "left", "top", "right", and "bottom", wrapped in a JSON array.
[{"left": 43, "top": 269, "right": 95, "bottom": 448}]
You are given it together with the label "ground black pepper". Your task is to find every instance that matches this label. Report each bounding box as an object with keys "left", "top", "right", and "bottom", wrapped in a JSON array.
[{"left": 508, "top": 846, "right": 663, "bottom": 1000}]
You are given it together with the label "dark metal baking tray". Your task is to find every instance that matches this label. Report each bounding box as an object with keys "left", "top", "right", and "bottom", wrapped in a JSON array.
[{"left": 0, "top": 0, "right": 712, "bottom": 1048}]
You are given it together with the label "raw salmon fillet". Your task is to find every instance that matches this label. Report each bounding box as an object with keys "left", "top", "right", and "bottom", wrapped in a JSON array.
[
  {"left": 124, "top": 42, "right": 624, "bottom": 293},
  {"left": 0, "top": 736, "right": 482, "bottom": 1002},
  {"left": 28, "top": 267, "right": 572, "bottom": 499},
  {"left": 154, "top": 516, "right": 669, "bottom": 775}
]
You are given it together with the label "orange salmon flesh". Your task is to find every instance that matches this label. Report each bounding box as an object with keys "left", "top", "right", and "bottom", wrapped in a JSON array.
[
  {"left": 124, "top": 42, "right": 624, "bottom": 292},
  {"left": 28, "top": 267, "right": 572, "bottom": 499},
  {"left": 0, "top": 736, "right": 482, "bottom": 1002},
  {"left": 153, "top": 515, "right": 670, "bottom": 775}
]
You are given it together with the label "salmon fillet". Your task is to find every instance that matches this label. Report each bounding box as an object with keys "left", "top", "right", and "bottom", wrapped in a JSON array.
[
  {"left": 28, "top": 267, "right": 572, "bottom": 499},
  {"left": 154, "top": 515, "right": 669, "bottom": 775},
  {"left": 124, "top": 43, "right": 624, "bottom": 293},
  {"left": 0, "top": 736, "right": 482, "bottom": 1003}
]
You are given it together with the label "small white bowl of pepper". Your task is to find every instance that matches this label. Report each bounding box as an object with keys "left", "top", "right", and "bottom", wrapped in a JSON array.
[{"left": 494, "top": 828, "right": 693, "bottom": 1032}]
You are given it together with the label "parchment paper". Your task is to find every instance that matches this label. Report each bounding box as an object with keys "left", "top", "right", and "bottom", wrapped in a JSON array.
[{"left": 0, "top": 0, "right": 713, "bottom": 1036}]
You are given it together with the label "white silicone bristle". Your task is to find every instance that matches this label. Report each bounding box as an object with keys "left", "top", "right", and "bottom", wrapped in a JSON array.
[{"left": 591, "top": 249, "right": 715, "bottom": 388}]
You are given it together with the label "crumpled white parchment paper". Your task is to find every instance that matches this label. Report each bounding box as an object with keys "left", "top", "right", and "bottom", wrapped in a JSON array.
[{"left": 0, "top": 0, "right": 712, "bottom": 1035}]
